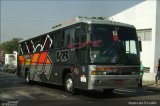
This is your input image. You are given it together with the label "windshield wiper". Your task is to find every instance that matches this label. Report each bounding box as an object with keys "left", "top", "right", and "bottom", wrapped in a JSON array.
[
  {"left": 101, "top": 42, "right": 118, "bottom": 64},
  {"left": 102, "top": 42, "right": 131, "bottom": 64},
  {"left": 103, "top": 42, "right": 115, "bottom": 55}
]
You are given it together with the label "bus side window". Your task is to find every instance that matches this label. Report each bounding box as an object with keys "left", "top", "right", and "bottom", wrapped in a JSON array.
[
  {"left": 50, "top": 33, "right": 55, "bottom": 49},
  {"left": 45, "top": 41, "right": 49, "bottom": 50},
  {"left": 61, "top": 31, "right": 65, "bottom": 48},
  {"left": 69, "top": 28, "right": 75, "bottom": 45},
  {"left": 55, "top": 30, "right": 61, "bottom": 49},
  {"left": 33, "top": 38, "right": 42, "bottom": 52},
  {"left": 75, "top": 25, "right": 87, "bottom": 44},
  {"left": 18, "top": 44, "right": 22, "bottom": 55},
  {"left": 27, "top": 41, "right": 33, "bottom": 53},
  {"left": 41, "top": 36, "right": 45, "bottom": 51},
  {"left": 64, "top": 28, "right": 75, "bottom": 47},
  {"left": 43, "top": 36, "right": 49, "bottom": 51},
  {"left": 22, "top": 43, "right": 27, "bottom": 54}
]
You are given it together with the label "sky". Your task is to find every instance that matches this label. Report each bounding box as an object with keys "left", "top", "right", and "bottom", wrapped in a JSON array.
[{"left": 1, "top": 0, "right": 144, "bottom": 43}]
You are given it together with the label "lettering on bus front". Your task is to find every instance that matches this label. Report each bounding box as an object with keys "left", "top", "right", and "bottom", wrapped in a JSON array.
[{"left": 56, "top": 50, "right": 69, "bottom": 62}]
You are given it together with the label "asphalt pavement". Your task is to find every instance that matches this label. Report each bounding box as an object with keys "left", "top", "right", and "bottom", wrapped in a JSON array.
[{"left": 0, "top": 71, "right": 160, "bottom": 106}]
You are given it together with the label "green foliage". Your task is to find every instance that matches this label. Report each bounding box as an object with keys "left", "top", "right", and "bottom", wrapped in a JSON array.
[
  {"left": 0, "top": 38, "right": 22, "bottom": 53},
  {"left": 97, "top": 17, "right": 105, "bottom": 20}
]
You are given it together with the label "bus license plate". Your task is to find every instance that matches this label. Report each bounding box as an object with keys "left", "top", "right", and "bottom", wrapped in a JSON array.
[{"left": 115, "top": 80, "right": 124, "bottom": 85}]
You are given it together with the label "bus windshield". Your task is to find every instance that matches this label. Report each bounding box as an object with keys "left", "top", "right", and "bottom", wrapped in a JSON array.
[{"left": 89, "top": 24, "right": 140, "bottom": 65}]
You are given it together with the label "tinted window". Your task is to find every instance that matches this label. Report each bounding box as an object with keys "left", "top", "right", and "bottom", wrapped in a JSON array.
[
  {"left": 75, "top": 25, "right": 87, "bottom": 44},
  {"left": 50, "top": 32, "right": 55, "bottom": 49},
  {"left": 64, "top": 27, "right": 75, "bottom": 48},
  {"left": 22, "top": 43, "right": 28, "bottom": 54},
  {"left": 90, "top": 24, "right": 140, "bottom": 65},
  {"left": 55, "top": 30, "right": 61, "bottom": 48}
]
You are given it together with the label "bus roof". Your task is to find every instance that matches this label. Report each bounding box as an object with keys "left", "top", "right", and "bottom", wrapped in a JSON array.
[{"left": 19, "top": 17, "right": 135, "bottom": 43}]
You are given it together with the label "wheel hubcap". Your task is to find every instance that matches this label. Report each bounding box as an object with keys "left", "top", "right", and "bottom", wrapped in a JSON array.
[
  {"left": 66, "top": 78, "right": 73, "bottom": 92},
  {"left": 26, "top": 74, "right": 29, "bottom": 82}
]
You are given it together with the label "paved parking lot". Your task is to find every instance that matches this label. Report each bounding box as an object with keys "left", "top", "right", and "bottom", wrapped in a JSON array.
[{"left": 0, "top": 71, "right": 160, "bottom": 106}]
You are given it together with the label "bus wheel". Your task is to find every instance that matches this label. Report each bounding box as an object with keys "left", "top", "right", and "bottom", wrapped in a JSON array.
[
  {"left": 25, "top": 71, "right": 31, "bottom": 84},
  {"left": 65, "top": 74, "right": 75, "bottom": 95}
]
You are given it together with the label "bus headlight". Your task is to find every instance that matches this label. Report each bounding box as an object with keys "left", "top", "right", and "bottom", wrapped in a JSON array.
[
  {"left": 91, "top": 71, "right": 107, "bottom": 75},
  {"left": 102, "top": 72, "right": 107, "bottom": 75},
  {"left": 91, "top": 71, "right": 97, "bottom": 75}
]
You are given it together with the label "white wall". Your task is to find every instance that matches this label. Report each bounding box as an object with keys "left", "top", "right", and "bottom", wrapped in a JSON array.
[
  {"left": 154, "top": 0, "right": 160, "bottom": 72},
  {"left": 141, "top": 41, "right": 152, "bottom": 67},
  {"left": 134, "top": 1, "right": 156, "bottom": 29},
  {"left": 109, "top": 1, "right": 156, "bottom": 29},
  {"left": 109, "top": 0, "right": 158, "bottom": 81}
]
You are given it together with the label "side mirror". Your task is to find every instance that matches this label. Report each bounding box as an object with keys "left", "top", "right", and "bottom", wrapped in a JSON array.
[{"left": 139, "top": 41, "right": 142, "bottom": 52}]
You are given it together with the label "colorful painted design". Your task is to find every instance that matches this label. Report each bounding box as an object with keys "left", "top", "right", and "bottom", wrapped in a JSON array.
[
  {"left": 19, "top": 35, "right": 53, "bottom": 54},
  {"left": 18, "top": 52, "right": 52, "bottom": 65},
  {"left": 18, "top": 52, "right": 52, "bottom": 81},
  {"left": 18, "top": 35, "right": 53, "bottom": 81},
  {"left": 18, "top": 55, "right": 25, "bottom": 65},
  {"left": 25, "top": 58, "right": 31, "bottom": 65},
  {"left": 31, "top": 53, "right": 39, "bottom": 65}
]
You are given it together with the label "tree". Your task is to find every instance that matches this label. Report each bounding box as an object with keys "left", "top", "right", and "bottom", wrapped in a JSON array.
[
  {"left": 0, "top": 38, "right": 22, "bottom": 53},
  {"left": 97, "top": 17, "right": 105, "bottom": 20}
]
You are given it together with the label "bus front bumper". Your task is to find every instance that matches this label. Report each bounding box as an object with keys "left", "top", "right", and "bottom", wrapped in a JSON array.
[{"left": 87, "top": 75, "right": 141, "bottom": 90}]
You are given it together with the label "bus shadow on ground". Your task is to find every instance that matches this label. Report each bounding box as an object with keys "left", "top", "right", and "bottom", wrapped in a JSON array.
[
  {"left": 31, "top": 81, "right": 160, "bottom": 99},
  {"left": 78, "top": 88, "right": 160, "bottom": 99},
  {"left": 31, "top": 81, "right": 65, "bottom": 91}
]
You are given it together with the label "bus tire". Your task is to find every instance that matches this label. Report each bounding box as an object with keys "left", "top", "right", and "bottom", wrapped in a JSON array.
[
  {"left": 65, "top": 74, "right": 76, "bottom": 95},
  {"left": 25, "top": 71, "right": 32, "bottom": 85}
]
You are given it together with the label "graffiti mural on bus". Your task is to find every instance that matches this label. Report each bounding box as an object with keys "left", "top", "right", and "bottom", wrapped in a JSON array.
[{"left": 18, "top": 35, "right": 53, "bottom": 54}]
